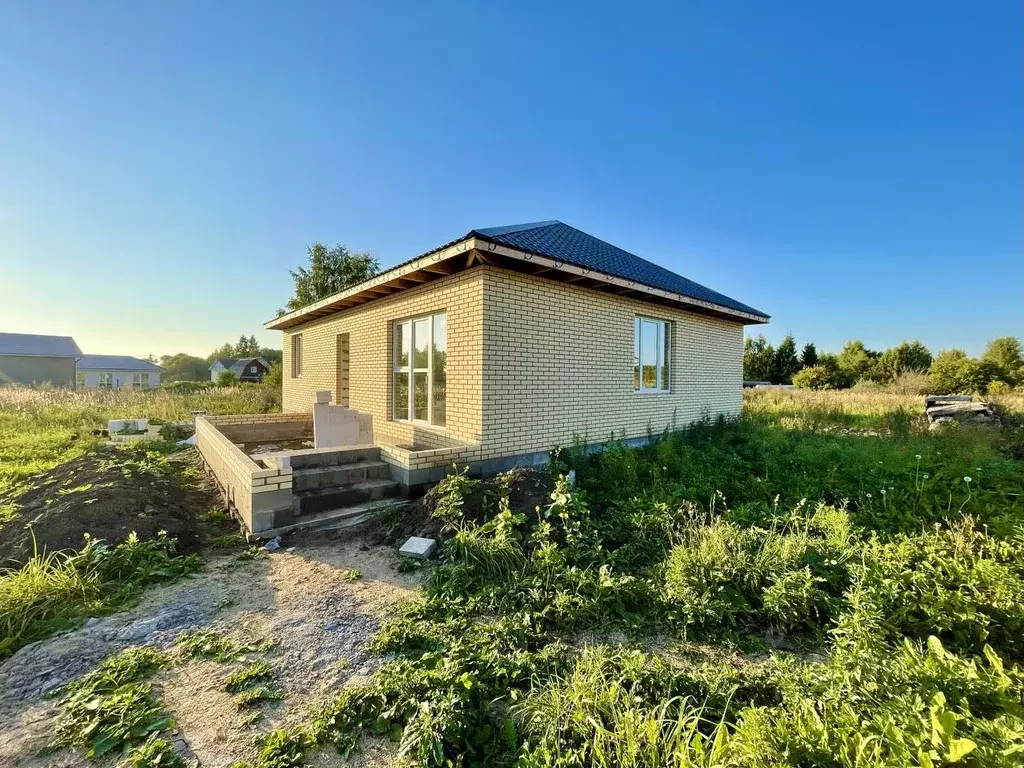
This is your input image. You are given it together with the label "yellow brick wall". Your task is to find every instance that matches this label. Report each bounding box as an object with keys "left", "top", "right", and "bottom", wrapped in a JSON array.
[
  {"left": 478, "top": 267, "right": 744, "bottom": 459},
  {"left": 281, "top": 269, "right": 485, "bottom": 449}
]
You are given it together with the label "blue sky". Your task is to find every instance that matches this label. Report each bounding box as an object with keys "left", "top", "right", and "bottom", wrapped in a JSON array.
[{"left": 1, "top": 1, "right": 1021, "bottom": 358}]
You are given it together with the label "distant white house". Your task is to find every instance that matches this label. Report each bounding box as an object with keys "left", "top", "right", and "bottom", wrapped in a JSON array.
[{"left": 76, "top": 355, "right": 164, "bottom": 389}]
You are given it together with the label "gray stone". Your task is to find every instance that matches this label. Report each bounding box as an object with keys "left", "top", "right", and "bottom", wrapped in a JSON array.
[{"left": 398, "top": 536, "right": 437, "bottom": 560}]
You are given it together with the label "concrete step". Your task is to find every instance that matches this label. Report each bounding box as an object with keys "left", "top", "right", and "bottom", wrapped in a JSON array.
[
  {"left": 295, "top": 478, "right": 401, "bottom": 516},
  {"left": 258, "top": 499, "right": 410, "bottom": 537},
  {"left": 262, "top": 444, "right": 380, "bottom": 471},
  {"left": 292, "top": 460, "right": 391, "bottom": 492}
]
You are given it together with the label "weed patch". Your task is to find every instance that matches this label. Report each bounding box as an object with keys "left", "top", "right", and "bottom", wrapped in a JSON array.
[
  {"left": 51, "top": 647, "right": 173, "bottom": 759},
  {"left": 0, "top": 532, "right": 200, "bottom": 657}
]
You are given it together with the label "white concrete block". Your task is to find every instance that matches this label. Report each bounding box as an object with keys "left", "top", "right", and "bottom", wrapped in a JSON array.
[
  {"left": 399, "top": 536, "right": 437, "bottom": 560},
  {"left": 313, "top": 403, "right": 360, "bottom": 449}
]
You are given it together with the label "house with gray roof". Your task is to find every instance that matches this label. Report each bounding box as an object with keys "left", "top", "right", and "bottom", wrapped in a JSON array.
[
  {"left": 262, "top": 220, "right": 769, "bottom": 482},
  {"left": 209, "top": 357, "right": 270, "bottom": 383},
  {"left": 0, "top": 332, "right": 82, "bottom": 387},
  {"left": 76, "top": 354, "right": 164, "bottom": 389}
]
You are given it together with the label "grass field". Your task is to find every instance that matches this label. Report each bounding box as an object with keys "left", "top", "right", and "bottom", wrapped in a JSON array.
[
  {"left": 0, "top": 384, "right": 278, "bottom": 502},
  {"left": 3, "top": 386, "right": 1024, "bottom": 767},
  {"left": 237, "top": 388, "right": 1024, "bottom": 768}
]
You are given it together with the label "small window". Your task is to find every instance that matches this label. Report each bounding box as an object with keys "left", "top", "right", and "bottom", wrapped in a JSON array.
[
  {"left": 98, "top": 372, "right": 113, "bottom": 388},
  {"left": 132, "top": 372, "right": 150, "bottom": 388},
  {"left": 291, "top": 335, "right": 303, "bottom": 377},
  {"left": 633, "top": 317, "right": 671, "bottom": 393},
  {"left": 250, "top": 365, "right": 257, "bottom": 374}
]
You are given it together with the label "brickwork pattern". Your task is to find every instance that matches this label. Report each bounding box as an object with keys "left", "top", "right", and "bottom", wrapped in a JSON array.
[
  {"left": 281, "top": 269, "right": 485, "bottom": 450},
  {"left": 277, "top": 265, "right": 743, "bottom": 472},
  {"left": 478, "top": 267, "right": 744, "bottom": 460}
]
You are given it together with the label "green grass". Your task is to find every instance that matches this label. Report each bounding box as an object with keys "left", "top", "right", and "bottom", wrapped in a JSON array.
[
  {"left": 231, "top": 390, "right": 1024, "bottom": 768},
  {"left": 0, "top": 384, "right": 278, "bottom": 500},
  {"left": 0, "top": 533, "right": 200, "bottom": 658}
]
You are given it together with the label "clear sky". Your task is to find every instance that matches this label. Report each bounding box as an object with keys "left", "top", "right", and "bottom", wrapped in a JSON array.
[{"left": 1, "top": 1, "right": 1021, "bottom": 359}]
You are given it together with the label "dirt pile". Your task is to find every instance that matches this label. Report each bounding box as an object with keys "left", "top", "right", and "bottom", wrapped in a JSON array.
[
  {"left": 0, "top": 447, "right": 218, "bottom": 568},
  {"left": 373, "top": 466, "right": 554, "bottom": 545}
]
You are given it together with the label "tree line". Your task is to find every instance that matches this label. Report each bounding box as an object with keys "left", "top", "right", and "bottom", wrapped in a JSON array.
[
  {"left": 745, "top": 334, "right": 1024, "bottom": 395},
  {"left": 159, "top": 336, "right": 282, "bottom": 382}
]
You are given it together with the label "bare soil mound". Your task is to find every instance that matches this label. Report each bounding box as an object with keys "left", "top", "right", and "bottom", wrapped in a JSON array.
[{"left": 0, "top": 447, "right": 218, "bottom": 568}]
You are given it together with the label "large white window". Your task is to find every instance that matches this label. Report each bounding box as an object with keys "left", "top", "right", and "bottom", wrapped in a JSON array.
[
  {"left": 633, "top": 317, "right": 671, "bottom": 392},
  {"left": 97, "top": 372, "right": 114, "bottom": 388},
  {"left": 132, "top": 372, "right": 150, "bottom": 388},
  {"left": 393, "top": 312, "right": 447, "bottom": 426}
]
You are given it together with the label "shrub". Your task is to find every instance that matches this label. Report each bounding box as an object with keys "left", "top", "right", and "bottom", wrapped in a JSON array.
[
  {"left": 793, "top": 365, "right": 835, "bottom": 390},
  {"left": 987, "top": 380, "right": 1013, "bottom": 396},
  {"left": 215, "top": 370, "right": 239, "bottom": 387},
  {"left": 263, "top": 362, "right": 283, "bottom": 389}
]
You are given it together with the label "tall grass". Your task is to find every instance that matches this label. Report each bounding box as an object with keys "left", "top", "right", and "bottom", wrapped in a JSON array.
[
  {"left": 0, "top": 384, "right": 277, "bottom": 497},
  {"left": 0, "top": 533, "right": 200, "bottom": 657}
]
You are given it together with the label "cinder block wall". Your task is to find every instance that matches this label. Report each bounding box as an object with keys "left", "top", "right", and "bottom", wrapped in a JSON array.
[
  {"left": 281, "top": 270, "right": 485, "bottom": 450},
  {"left": 206, "top": 413, "right": 314, "bottom": 444},
  {"left": 478, "top": 267, "right": 744, "bottom": 460},
  {"left": 195, "top": 416, "right": 294, "bottom": 533}
]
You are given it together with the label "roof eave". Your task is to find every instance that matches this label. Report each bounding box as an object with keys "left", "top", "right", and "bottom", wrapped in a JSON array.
[{"left": 265, "top": 235, "right": 770, "bottom": 330}]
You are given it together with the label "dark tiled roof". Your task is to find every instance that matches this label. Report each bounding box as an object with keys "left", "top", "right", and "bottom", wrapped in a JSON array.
[
  {"left": 211, "top": 358, "right": 238, "bottom": 369},
  {"left": 0, "top": 332, "right": 81, "bottom": 357},
  {"left": 472, "top": 221, "right": 768, "bottom": 319},
  {"left": 77, "top": 354, "right": 164, "bottom": 372}
]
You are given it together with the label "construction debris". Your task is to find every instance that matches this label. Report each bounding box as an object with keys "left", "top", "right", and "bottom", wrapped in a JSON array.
[
  {"left": 399, "top": 536, "right": 437, "bottom": 560},
  {"left": 925, "top": 395, "right": 1001, "bottom": 430}
]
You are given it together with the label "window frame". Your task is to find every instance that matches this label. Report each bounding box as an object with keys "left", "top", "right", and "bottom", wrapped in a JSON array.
[
  {"left": 633, "top": 316, "right": 672, "bottom": 394},
  {"left": 291, "top": 335, "right": 303, "bottom": 378},
  {"left": 98, "top": 372, "right": 113, "bottom": 388},
  {"left": 132, "top": 372, "right": 150, "bottom": 389},
  {"left": 392, "top": 311, "right": 446, "bottom": 427}
]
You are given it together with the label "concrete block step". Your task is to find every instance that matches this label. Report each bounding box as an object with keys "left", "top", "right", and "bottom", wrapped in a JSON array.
[
  {"left": 263, "top": 444, "right": 380, "bottom": 471},
  {"left": 257, "top": 499, "right": 410, "bottom": 537},
  {"left": 296, "top": 478, "right": 401, "bottom": 516},
  {"left": 292, "top": 460, "right": 391, "bottom": 492}
]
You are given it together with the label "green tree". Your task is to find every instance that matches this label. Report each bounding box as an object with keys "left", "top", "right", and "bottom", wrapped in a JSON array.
[
  {"left": 837, "top": 340, "right": 879, "bottom": 385},
  {"left": 259, "top": 347, "right": 283, "bottom": 367},
  {"left": 743, "top": 335, "right": 774, "bottom": 382},
  {"left": 159, "top": 353, "right": 209, "bottom": 382},
  {"left": 928, "top": 350, "right": 1001, "bottom": 394},
  {"left": 216, "top": 370, "right": 239, "bottom": 387},
  {"left": 981, "top": 336, "right": 1023, "bottom": 385},
  {"left": 771, "top": 334, "right": 801, "bottom": 384},
  {"left": 877, "top": 340, "right": 933, "bottom": 383},
  {"left": 283, "top": 243, "right": 379, "bottom": 313},
  {"left": 234, "top": 335, "right": 260, "bottom": 357},
  {"left": 800, "top": 342, "right": 818, "bottom": 368}
]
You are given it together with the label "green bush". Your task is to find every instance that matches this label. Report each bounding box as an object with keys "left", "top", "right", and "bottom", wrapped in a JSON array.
[{"left": 215, "top": 370, "right": 239, "bottom": 387}]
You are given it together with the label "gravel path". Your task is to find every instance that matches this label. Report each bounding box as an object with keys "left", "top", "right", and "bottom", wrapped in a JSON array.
[{"left": 0, "top": 533, "right": 425, "bottom": 768}]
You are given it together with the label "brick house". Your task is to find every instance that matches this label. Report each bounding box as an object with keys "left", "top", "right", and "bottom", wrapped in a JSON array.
[{"left": 265, "top": 221, "right": 769, "bottom": 486}]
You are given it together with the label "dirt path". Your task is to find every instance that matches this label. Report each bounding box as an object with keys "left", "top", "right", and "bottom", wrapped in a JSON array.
[{"left": 0, "top": 532, "right": 426, "bottom": 767}]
